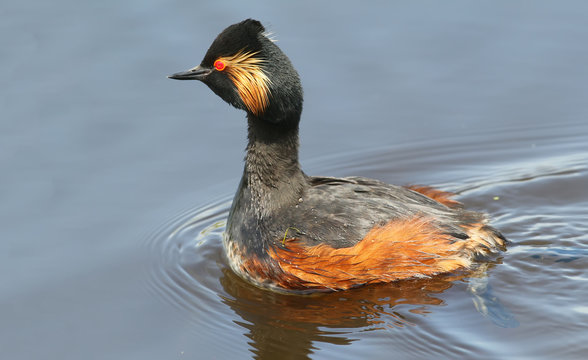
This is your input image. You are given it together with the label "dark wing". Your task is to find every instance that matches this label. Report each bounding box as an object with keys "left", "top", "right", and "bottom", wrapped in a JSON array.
[{"left": 272, "top": 176, "right": 486, "bottom": 248}]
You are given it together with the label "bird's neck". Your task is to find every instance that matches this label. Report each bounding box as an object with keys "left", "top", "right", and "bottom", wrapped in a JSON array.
[{"left": 240, "top": 114, "right": 306, "bottom": 217}]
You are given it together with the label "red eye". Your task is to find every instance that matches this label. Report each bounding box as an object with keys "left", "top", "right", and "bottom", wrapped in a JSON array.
[{"left": 214, "top": 60, "right": 226, "bottom": 71}]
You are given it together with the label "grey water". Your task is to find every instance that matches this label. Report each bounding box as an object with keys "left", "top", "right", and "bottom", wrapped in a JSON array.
[{"left": 2, "top": 1, "right": 588, "bottom": 359}]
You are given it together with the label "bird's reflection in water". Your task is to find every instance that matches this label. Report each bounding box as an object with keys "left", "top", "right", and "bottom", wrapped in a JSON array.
[
  {"left": 217, "top": 260, "right": 516, "bottom": 359},
  {"left": 220, "top": 269, "right": 449, "bottom": 358}
]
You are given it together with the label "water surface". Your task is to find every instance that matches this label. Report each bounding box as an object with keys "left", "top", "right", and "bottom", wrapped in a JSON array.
[{"left": 2, "top": 1, "right": 588, "bottom": 359}]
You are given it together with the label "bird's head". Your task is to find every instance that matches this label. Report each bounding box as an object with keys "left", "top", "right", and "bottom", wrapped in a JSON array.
[{"left": 169, "top": 19, "right": 303, "bottom": 127}]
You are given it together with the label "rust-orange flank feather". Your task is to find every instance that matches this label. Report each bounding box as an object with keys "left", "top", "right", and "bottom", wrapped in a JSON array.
[
  {"left": 235, "top": 217, "right": 506, "bottom": 291},
  {"left": 405, "top": 185, "right": 463, "bottom": 208}
]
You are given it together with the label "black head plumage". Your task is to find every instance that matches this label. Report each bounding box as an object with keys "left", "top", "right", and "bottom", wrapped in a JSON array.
[{"left": 169, "top": 19, "right": 303, "bottom": 127}]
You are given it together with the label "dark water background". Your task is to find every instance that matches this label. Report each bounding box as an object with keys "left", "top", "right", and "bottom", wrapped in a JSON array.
[{"left": 2, "top": 1, "right": 588, "bottom": 359}]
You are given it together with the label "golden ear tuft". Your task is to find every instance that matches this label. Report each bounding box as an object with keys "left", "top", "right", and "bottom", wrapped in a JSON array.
[{"left": 215, "top": 50, "right": 271, "bottom": 116}]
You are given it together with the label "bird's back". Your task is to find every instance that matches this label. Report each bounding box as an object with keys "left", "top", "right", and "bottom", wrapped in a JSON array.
[{"left": 225, "top": 176, "right": 506, "bottom": 291}]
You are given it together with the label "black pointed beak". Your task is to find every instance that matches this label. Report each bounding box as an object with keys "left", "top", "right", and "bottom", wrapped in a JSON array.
[{"left": 168, "top": 65, "right": 212, "bottom": 81}]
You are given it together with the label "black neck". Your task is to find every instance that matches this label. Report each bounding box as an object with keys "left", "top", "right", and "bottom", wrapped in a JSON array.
[{"left": 241, "top": 113, "right": 306, "bottom": 217}]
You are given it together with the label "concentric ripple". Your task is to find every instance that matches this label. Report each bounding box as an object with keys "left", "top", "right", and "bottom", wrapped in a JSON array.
[
  {"left": 143, "top": 122, "right": 588, "bottom": 358},
  {"left": 145, "top": 196, "right": 233, "bottom": 321}
]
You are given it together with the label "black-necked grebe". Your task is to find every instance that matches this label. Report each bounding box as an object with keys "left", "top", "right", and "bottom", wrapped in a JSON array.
[{"left": 169, "top": 19, "right": 506, "bottom": 292}]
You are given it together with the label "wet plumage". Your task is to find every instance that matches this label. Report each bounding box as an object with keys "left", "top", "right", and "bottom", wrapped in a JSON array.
[{"left": 169, "top": 19, "right": 506, "bottom": 292}]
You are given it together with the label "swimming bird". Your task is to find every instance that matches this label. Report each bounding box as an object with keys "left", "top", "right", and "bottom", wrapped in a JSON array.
[{"left": 169, "top": 19, "right": 506, "bottom": 292}]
